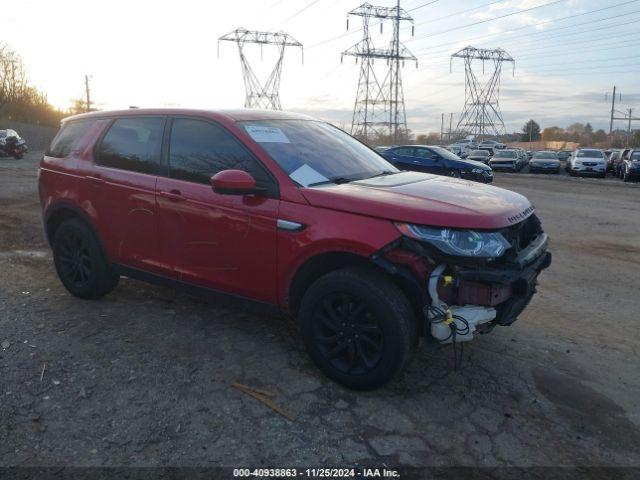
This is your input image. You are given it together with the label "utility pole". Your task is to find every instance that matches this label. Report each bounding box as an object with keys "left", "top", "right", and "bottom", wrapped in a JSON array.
[
  {"left": 342, "top": 2, "right": 417, "bottom": 143},
  {"left": 218, "top": 28, "right": 303, "bottom": 110},
  {"left": 628, "top": 108, "right": 634, "bottom": 147},
  {"left": 450, "top": 46, "right": 514, "bottom": 140},
  {"left": 448, "top": 112, "right": 453, "bottom": 143},
  {"left": 609, "top": 85, "right": 617, "bottom": 134},
  {"left": 84, "top": 75, "right": 91, "bottom": 112}
]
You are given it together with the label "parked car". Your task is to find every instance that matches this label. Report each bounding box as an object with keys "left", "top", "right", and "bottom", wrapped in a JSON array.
[
  {"left": 39, "top": 108, "right": 550, "bottom": 390},
  {"left": 528, "top": 151, "right": 560, "bottom": 174},
  {"left": 381, "top": 145, "right": 493, "bottom": 183},
  {"left": 607, "top": 150, "right": 622, "bottom": 173},
  {"left": 450, "top": 138, "right": 477, "bottom": 157},
  {"left": 518, "top": 149, "right": 530, "bottom": 166},
  {"left": 466, "top": 149, "right": 491, "bottom": 164},
  {"left": 0, "top": 129, "right": 29, "bottom": 159},
  {"left": 489, "top": 149, "right": 523, "bottom": 171},
  {"left": 617, "top": 149, "right": 633, "bottom": 178},
  {"left": 448, "top": 144, "right": 464, "bottom": 157},
  {"left": 568, "top": 148, "right": 607, "bottom": 177},
  {"left": 620, "top": 149, "right": 640, "bottom": 182},
  {"left": 557, "top": 150, "right": 572, "bottom": 162},
  {"left": 478, "top": 140, "right": 506, "bottom": 150}
]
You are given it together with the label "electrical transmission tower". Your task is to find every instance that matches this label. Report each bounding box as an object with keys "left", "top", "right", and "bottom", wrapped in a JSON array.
[
  {"left": 342, "top": 1, "right": 417, "bottom": 143},
  {"left": 450, "top": 46, "right": 514, "bottom": 140},
  {"left": 218, "top": 28, "right": 303, "bottom": 110}
]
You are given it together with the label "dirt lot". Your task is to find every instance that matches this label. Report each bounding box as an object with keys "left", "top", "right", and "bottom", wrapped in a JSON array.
[{"left": 1, "top": 151, "right": 639, "bottom": 471}]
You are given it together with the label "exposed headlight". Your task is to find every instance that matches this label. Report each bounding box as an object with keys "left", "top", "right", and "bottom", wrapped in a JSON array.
[{"left": 395, "top": 223, "right": 511, "bottom": 258}]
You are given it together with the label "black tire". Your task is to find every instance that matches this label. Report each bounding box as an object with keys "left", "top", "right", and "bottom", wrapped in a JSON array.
[
  {"left": 52, "top": 219, "right": 119, "bottom": 299},
  {"left": 447, "top": 169, "right": 461, "bottom": 178},
  {"left": 298, "top": 267, "right": 417, "bottom": 390},
  {"left": 623, "top": 168, "right": 630, "bottom": 182},
  {"left": 13, "top": 154, "right": 23, "bottom": 160}
]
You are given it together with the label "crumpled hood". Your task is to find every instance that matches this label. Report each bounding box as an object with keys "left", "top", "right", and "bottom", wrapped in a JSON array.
[{"left": 300, "top": 171, "right": 534, "bottom": 229}]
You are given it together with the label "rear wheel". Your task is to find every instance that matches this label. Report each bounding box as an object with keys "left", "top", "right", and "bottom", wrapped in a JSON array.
[
  {"left": 13, "top": 153, "right": 23, "bottom": 160},
  {"left": 299, "top": 268, "right": 417, "bottom": 390},
  {"left": 53, "top": 219, "right": 119, "bottom": 299}
]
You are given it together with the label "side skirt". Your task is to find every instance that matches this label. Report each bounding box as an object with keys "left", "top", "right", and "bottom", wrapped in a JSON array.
[{"left": 112, "top": 264, "right": 283, "bottom": 319}]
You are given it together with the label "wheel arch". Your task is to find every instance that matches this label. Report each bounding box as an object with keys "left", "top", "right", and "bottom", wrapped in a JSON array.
[
  {"left": 287, "top": 251, "right": 423, "bottom": 321},
  {"left": 44, "top": 202, "right": 103, "bottom": 253}
]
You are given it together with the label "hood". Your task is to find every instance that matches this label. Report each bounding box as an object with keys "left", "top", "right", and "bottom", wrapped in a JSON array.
[
  {"left": 531, "top": 158, "right": 560, "bottom": 164},
  {"left": 300, "top": 171, "right": 533, "bottom": 230},
  {"left": 461, "top": 158, "right": 490, "bottom": 169}
]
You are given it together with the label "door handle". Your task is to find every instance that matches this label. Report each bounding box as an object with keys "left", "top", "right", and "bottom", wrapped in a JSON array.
[
  {"left": 86, "top": 175, "right": 104, "bottom": 185},
  {"left": 159, "top": 189, "right": 184, "bottom": 202}
]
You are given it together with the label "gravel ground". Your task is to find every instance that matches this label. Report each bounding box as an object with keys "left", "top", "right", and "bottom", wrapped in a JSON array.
[{"left": 1, "top": 151, "right": 639, "bottom": 471}]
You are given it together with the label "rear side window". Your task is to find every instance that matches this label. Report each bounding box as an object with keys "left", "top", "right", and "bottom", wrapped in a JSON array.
[
  {"left": 393, "top": 147, "right": 414, "bottom": 156},
  {"left": 96, "top": 117, "right": 164, "bottom": 174},
  {"left": 168, "top": 118, "right": 270, "bottom": 185},
  {"left": 46, "top": 120, "right": 94, "bottom": 158}
]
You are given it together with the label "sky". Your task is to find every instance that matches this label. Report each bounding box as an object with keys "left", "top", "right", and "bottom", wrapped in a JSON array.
[{"left": 2, "top": 0, "right": 639, "bottom": 135}]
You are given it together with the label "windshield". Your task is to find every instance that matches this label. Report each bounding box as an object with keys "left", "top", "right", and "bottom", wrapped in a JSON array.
[
  {"left": 577, "top": 149, "right": 603, "bottom": 158},
  {"left": 532, "top": 151, "right": 558, "bottom": 160},
  {"left": 494, "top": 150, "right": 517, "bottom": 158},
  {"left": 239, "top": 120, "right": 398, "bottom": 187},
  {"left": 0, "top": 131, "right": 6, "bottom": 139},
  {"left": 470, "top": 150, "right": 489, "bottom": 156},
  {"left": 631, "top": 152, "right": 640, "bottom": 160},
  {"left": 429, "top": 146, "right": 461, "bottom": 161}
]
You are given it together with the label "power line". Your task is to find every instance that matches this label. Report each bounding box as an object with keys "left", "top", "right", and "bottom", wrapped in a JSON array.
[
  {"left": 284, "top": 0, "right": 323, "bottom": 22},
  {"left": 407, "top": 0, "right": 440, "bottom": 13},
  {"left": 407, "top": 0, "right": 566, "bottom": 42},
  {"left": 412, "top": 0, "right": 639, "bottom": 56}
]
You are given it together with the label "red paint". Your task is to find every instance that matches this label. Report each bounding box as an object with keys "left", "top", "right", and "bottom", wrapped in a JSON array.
[{"left": 40, "top": 108, "right": 537, "bottom": 310}]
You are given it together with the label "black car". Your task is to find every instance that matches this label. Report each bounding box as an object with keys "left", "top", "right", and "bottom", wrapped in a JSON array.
[
  {"left": 528, "top": 151, "right": 560, "bottom": 174},
  {"left": 0, "top": 129, "right": 29, "bottom": 159},
  {"left": 381, "top": 145, "right": 493, "bottom": 183},
  {"left": 557, "top": 150, "right": 572, "bottom": 161},
  {"left": 466, "top": 149, "right": 491, "bottom": 164},
  {"left": 621, "top": 149, "right": 640, "bottom": 182}
]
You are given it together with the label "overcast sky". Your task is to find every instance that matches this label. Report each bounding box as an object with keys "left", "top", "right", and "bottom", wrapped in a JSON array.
[{"left": 2, "top": 0, "right": 639, "bottom": 134}]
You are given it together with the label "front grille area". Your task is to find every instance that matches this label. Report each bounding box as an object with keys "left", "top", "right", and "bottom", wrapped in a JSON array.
[{"left": 502, "top": 213, "right": 542, "bottom": 256}]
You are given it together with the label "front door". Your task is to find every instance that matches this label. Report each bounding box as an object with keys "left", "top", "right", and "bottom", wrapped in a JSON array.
[{"left": 156, "top": 117, "right": 280, "bottom": 304}]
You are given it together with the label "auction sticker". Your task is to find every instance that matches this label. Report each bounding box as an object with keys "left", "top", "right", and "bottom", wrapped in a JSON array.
[{"left": 244, "top": 125, "right": 291, "bottom": 143}]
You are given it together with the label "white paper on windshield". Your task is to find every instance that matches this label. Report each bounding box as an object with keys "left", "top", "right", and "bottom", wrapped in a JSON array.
[
  {"left": 244, "top": 125, "right": 290, "bottom": 143},
  {"left": 290, "top": 164, "right": 329, "bottom": 187}
]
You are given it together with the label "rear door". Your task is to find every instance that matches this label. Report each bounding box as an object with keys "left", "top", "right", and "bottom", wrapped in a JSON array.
[
  {"left": 414, "top": 147, "right": 446, "bottom": 174},
  {"left": 90, "top": 116, "right": 167, "bottom": 274},
  {"left": 155, "top": 117, "right": 280, "bottom": 303},
  {"left": 385, "top": 147, "right": 416, "bottom": 171}
]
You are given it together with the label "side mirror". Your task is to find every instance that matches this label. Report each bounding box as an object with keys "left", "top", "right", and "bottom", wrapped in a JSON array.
[{"left": 211, "top": 170, "right": 260, "bottom": 195}]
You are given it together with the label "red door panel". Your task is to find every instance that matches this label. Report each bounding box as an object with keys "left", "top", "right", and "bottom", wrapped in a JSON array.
[{"left": 156, "top": 177, "right": 279, "bottom": 303}]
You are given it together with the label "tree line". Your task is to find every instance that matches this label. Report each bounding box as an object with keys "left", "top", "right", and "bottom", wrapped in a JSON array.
[{"left": 0, "top": 43, "right": 91, "bottom": 126}]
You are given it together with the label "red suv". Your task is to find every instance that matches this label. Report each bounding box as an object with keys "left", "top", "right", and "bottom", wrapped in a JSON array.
[{"left": 39, "top": 109, "right": 551, "bottom": 389}]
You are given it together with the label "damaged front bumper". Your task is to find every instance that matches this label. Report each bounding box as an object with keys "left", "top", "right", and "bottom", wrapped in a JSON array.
[{"left": 372, "top": 225, "right": 552, "bottom": 344}]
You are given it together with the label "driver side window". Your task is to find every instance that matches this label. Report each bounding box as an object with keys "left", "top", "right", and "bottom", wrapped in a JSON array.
[
  {"left": 393, "top": 147, "right": 414, "bottom": 156},
  {"left": 168, "top": 118, "right": 271, "bottom": 186}
]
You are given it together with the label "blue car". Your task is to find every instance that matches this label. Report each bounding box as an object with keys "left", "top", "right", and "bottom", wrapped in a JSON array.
[{"left": 380, "top": 145, "right": 493, "bottom": 183}]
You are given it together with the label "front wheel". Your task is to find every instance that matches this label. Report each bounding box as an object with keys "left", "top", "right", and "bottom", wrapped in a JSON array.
[
  {"left": 299, "top": 268, "right": 417, "bottom": 390},
  {"left": 53, "top": 219, "right": 119, "bottom": 299},
  {"left": 447, "top": 169, "right": 462, "bottom": 178}
]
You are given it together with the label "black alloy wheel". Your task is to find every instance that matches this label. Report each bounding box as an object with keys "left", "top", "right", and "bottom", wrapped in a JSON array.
[
  {"left": 311, "top": 294, "right": 384, "bottom": 376},
  {"left": 299, "top": 268, "right": 416, "bottom": 390},
  {"left": 53, "top": 219, "right": 119, "bottom": 299},
  {"left": 57, "top": 230, "right": 93, "bottom": 289}
]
